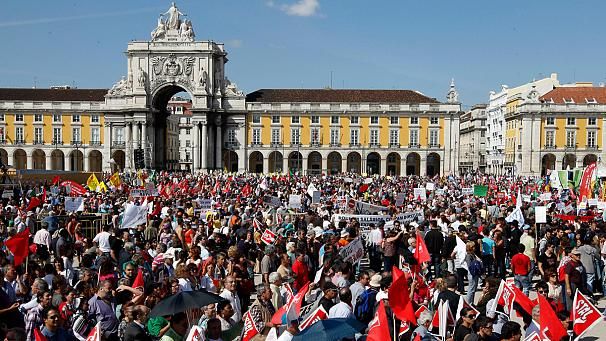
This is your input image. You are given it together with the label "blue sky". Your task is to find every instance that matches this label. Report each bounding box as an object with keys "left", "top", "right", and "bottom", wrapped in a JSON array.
[{"left": 1, "top": 0, "right": 606, "bottom": 107}]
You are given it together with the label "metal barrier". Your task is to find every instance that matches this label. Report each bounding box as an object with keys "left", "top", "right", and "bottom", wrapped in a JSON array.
[{"left": 34, "top": 213, "right": 111, "bottom": 240}]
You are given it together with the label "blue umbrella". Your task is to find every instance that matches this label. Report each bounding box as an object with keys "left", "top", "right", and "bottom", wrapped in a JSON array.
[{"left": 292, "top": 318, "right": 366, "bottom": 341}]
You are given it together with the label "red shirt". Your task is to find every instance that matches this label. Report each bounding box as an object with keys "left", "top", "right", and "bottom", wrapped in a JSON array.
[
  {"left": 511, "top": 253, "right": 531, "bottom": 275},
  {"left": 291, "top": 259, "right": 309, "bottom": 291}
]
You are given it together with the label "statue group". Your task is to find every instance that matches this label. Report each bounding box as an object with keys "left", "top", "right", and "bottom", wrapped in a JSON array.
[{"left": 151, "top": 2, "right": 195, "bottom": 41}]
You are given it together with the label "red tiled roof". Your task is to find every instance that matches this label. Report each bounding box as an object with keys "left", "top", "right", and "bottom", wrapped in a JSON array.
[
  {"left": 246, "top": 89, "right": 440, "bottom": 103},
  {"left": 540, "top": 87, "right": 606, "bottom": 104},
  {"left": 0, "top": 88, "right": 107, "bottom": 102}
]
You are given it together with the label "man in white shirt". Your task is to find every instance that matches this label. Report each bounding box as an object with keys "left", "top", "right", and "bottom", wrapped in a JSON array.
[
  {"left": 33, "top": 222, "right": 51, "bottom": 252},
  {"left": 92, "top": 224, "right": 112, "bottom": 254},
  {"left": 328, "top": 288, "right": 353, "bottom": 319},
  {"left": 349, "top": 271, "right": 369, "bottom": 306},
  {"left": 219, "top": 275, "right": 242, "bottom": 323}
]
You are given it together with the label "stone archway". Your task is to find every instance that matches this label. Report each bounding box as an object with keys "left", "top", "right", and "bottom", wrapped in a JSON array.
[
  {"left": 327, "top": 151, "right": 342, "bottom": 174},
  {"left": 0, "top": 149, "right": 8, "bottom": 168},
  {"left": 288, "top": 151, "right": 303, "bottom": 174},
  {"left": 562, "top": 154, "right": 576, "bottom": 170},
  {"left": 583, "top": 154, "right": 598, "bottom": 166},
  {"left": 112, "top": 150, "right": 126, "bottom": 172},
  {"left": 406, "top": 152, "right": 420, "bottom": 176},
  {"left": 248, "top": 151, "right": 263, "bottom": 173},
  {"left": 347, "top": 152, "right": 361, "bottom": 174},
  {"left": 367, "top": 152, "right": 380, "bottom": 175},
  {"left": 70, "top": 150, "right": 84, "bottom": 171},
  {"left": 541, "top": 153, "right": 556, "bottom": 176},
  {"left": 223, "top": 150, "right": 238, "bottom": 172},
  {"left": 386, "top": 152, "right": 401, "bottom": 176},
  {"left": 307, "top": 151, "right": 322, "bottom": 175},
  {"left": 268, "top": 151, "right": 283, "bottom": 173},
  {"left": 51, "top": 150, "right": 65, "bottom": 170},
  {"left": 32, "top": 149, "right": 46, "bottom": 170},
  {"left": 13, "top": 149, "right": 26, "bottom": 170},
  {"left": 427, "top": 153, "right": 441, "bottom": 176},
  {"left": 88, "top": 150, "right": 103, "bottom": 172}
]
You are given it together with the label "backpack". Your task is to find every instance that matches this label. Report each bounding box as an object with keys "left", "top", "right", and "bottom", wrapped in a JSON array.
[
  {"left": 469, "top": 257, "right": 484, "bottom": 277},
  {"left": 354, "top": 289, "right": 377, "bottom": 323}
]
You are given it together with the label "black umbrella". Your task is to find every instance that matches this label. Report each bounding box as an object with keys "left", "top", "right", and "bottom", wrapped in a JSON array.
[
  {"left": 292, "top": 318, "right": 366, "bottom": 341},
  {"left": 150, "top": 290, "right": 226, "bottom": 317}
]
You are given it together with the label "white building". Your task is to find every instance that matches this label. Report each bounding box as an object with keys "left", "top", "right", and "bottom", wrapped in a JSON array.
[{"left": 459, "top": 104, "right": 487, "bottom": 173}]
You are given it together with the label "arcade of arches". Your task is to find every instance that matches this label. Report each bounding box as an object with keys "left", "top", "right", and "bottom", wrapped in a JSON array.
[
  {"left": 247, "top": 151, "right": 443, "bottom": 176},
  {"left": 0, "top": 148, "right": 104, "bottom": 172},
  {"left": 540, "top": 153, "right": 599, "bottom": 175}
]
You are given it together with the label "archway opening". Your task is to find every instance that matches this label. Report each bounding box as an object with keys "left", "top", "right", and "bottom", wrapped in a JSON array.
[
  {"left": 70, "top": 150, "right": 84, "bottom": 171},
  {"left": 427, "top": 153, "right": 441, "bottom": 177},
  {"left": 112, "top": 150, "right": 126, "bottom": 173},
  {"left": 583, "top": 154, "right": 597, "bottom": 166},
  {"left": 327, "top": 152, "right": 342, "bottom": 174},
  {"left": 89, "top": 150, "right": 103, "bottom": 172},
  {"left": 0, "top": 149, "right": 7, "bottom": 168},
  {"left": 32, "top": 149, "right": 46, "bottom": 170},
  {"left": 562, "top": 154, "right": 576, "bottom": 170},
  {"left": 51, "top": 150, "right": 65, "bottom": 170},
  {"left": 307, "top": 151, "right": 322, "bottom": 175},
  {"left": 13, "top": 149, "right": 26, "bottom": 170},
  {"left": 366, "top": 152, "right": 380, "bottom": 175},
  {"left": 248, "top": 151, "right": 263, "bottom": 173},
  {"left": 406, "top": 153, "right": 420, "bottom": 176},
  {"left": 268, "top": 151, "right": 283, "bottom": 173},
  {"left": 288, "top": 151, "right": 303, "bottom": 174},
  {"left": 151, "top": 87, "right": 192, "bottom": 169},
  {"left": 223, "top": 150, "right": 238, "bottom": 172},
  {"left": 541, "top": 153, "right": 556, "bottom": 176},
  {"left": 386, "top": 152, "right": 401, "bottom": 176},
  {"left": 347, "top": 152, "right": 361, "bottom": 174}
]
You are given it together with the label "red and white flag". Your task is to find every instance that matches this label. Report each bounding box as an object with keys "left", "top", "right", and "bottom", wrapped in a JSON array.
[
  {"left": 185, "top": 326, "right": 204, "bottom": 341},
  {"left": 524, "top": 331, "right": 542, "bottom": 341},
  {"left": 431, "top": 300, "right": 454, "bottom": 339},
  {"left": 85, "top": 323, "right": 101, "bottom": 341},
  {"left": 283, "top": 283, "right": 294, "bottom": 305},
  {"left": 455, "top": 296, "right": 480, "bottom": 321},
  {"left": 241, "top": 311, "right": 260, "bottom": 341},
  {"left": 415, "top": 305, "right": 428, "bottom": 318},
  {"left": 572, "top": 290, "right": 602, "bottom": 340},
  {"left": 298, "top": 305, "right": 328, "bottom": 331},
  {"left": 261, "top": 229, "right": 277, "bottom": 245},
  {"left": 367, "top": 300, "right": 391, "bottom": 341},
  {"left": 538, "top": 293, "right": 567, "bottom": 341},
  {"left": 492, "top": 280, "right": 515, "bottom": 315},
  {"left": 414, "top": 232, "right": 431, "bottom": 264},
  {"left": 398, "top": 322, "right": 410, "bottom": 337}
]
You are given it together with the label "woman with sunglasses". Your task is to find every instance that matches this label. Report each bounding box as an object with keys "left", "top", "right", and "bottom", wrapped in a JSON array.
[{"left": 453, "top": 307, "right": 475, "bottom": 341}]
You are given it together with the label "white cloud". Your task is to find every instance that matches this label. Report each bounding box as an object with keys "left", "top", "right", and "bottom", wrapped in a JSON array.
[
  {"left": 227, "top": 39, "right": 243, "bottom": 48},
  {"left": 281, "top": 0, "right": 320, "bottom": 17}
]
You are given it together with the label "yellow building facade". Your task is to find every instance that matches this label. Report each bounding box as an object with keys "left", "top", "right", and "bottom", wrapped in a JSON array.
[
  {"left": 0, "top": 88, "right": 107, "bottom": 171},
  {"left": 509, "top": 85, "right": 606, "bottom": 176},
  {"left": 245, "top": 88, "right": 462, "bottom": 176}
]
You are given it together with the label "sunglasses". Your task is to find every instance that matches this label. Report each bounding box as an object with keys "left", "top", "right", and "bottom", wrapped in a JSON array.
[{"left": 466, "top": 315, "right": 476, "bottom": 319}]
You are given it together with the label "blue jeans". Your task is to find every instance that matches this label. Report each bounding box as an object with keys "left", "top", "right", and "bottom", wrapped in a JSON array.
[
  {"left": 587, "top": 272, "right": 595, "bottom": 293},
  {"left": 466, "top": 274, "right": 479, "bottom": 305},
  {"left": 514, "top": 274, "right": 531, "bottom": 296}
]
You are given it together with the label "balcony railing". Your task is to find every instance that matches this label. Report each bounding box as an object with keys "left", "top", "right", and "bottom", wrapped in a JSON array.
[
  {"left": 329, "top": 142, "right": 341, "bottom": 147},
  {"left": 349, "top": 143, "right": 361, "bottom": 148},
  {"left": 310, "top": 141, "right": 320, "bottom": 147},
  {"left": 112, "top": 141, "right": 126, "bottom": 148},
  {"left": 270, "top": 142, "right": 283, "bottom": 148},
  {"left": 90, "top": 140, "right": 102, "bottom": 146},
  {"left": 52, "top": 140, "right": 64, "bottom": 145},
  {"left": 14, "top": 140, "right": 24, "bottom": 145},
  {"left": 33, "top": 140, "right": 44, "bottom": 145},
  {"left": 429, "top": 144, "right": 441, "bottom": 148},
  {"left": 224, "top": 142, "right": 239, "bottom": 149},
  {"left": 586, "top": 145, "right": 598, "bottom": 150},
  {"left": 71, "top": 140, "right": 82, "bottom": 146},
  {"left": 369, "top": 143, "right": 381, "bottom": 148},
  {"left": 408, "top": 143, "right": 420, "bottom": 148},
  {"left": 388, "top": 143, "right": 400, "bottom": 148},
  {"left": 251, "top": 142, "right": 262, "bottom": 147},
  {"left": 544, "top": 145, "right": 556, "bottom": 149}
]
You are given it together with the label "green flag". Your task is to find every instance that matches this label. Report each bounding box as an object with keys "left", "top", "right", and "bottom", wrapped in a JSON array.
[
  {"left": 474, "top": 185, "right": 488, "bottom": 197},
  {"left": 573, "top": 168, "right": 583, "bottom": 189},
  {"left": 558, "top": 170, "right": 569, "bottom": 188}
]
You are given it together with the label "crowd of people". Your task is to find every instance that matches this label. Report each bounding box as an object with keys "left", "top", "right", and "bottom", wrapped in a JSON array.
[{"left": 0, "top": 170, "right": 604, "bottom": 341}]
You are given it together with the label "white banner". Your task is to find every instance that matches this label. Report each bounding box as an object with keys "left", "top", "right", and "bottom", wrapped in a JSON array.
[
  {"left": 462, "top": 188, "right": 473, "bottom": 195},
  {"left": 199, "top": 199, "right": 212, "bottom": 215},
  {"left": 130, "top": 188, "right": 159, "bottom": 197},
  {"left": 121, "top": 201, "right": 148, "bottom": 229},
  {"left": 535, "top": 206, "right": 547, "bottom": 224},
  {"left": 307, "top": 183, "right": 318, "bottom": 197},
  {"left": 289, "top": 194, "right": 302, "bottom": 209},
  {"left": 339, "top": 238, "right": 364, "bottom": 264},
  {"left": 312, "top": 191, "right": 321, "bottom": 204},
  {"left": 426, "top": 182, "right": 435, "bottom": 191},
  {"left": 435, "top": 188, "right": 445, "bottom": 195},
  {"left": 538, "top": 192, "right": 552, "bottom": 201},
  {"left": 332, "top": 211, "right": 424, "bottom": 238},
  {"left": 354, "top": 200, "right": 388, "bottom": 214},
  {"left": 395, "top": 193, "right": 405, "bottom": 207},
  {"left": 588, "top": 198, "right": 599, "bottom": 207},
  {"left": 65, "top": 197, "right": 84, "bottom": 212},
  {"left": 413, "top": 188, "right": 426, "bottom": 201}
]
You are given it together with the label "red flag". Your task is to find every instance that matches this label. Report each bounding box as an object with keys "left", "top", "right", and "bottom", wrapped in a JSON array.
[
  {"left": 131, "top": 269, "right": 144, "bottom": 289},
  {"left": 271, "top": 282, "right": 310, "bottom": 325},
  {"left": 431, "top": 300, "right": 455, "bottom": 328},
  {"left": 261, "top": 229, "right": 277, "bottom": 245},
  {"left": 538, "top": 293, "right": 567, "bottom": 341},
  {"left": 414, "top": 233, "right": 430, "bottom": 264},
  {"left": 242, "top": 183, "right": 252, "bottom": 197},
  {"left": 510, "top": 284, "right": 536, "bottom": 316},
  {"left": 5, "top": 228, "right": 30, "bottom": 266},
  {"left": 52, "top": 175, "right": 60, "bottom": 186},
  {"left": 60, "top": 180, "right": 87, "bottom": 196},
  {"left": 41, "top": 187, "right": 47, "bottom": 204},
  {"left": 579, "top": 163, "right": 597, "bottom": 202},
  {"left": 367, "top": 300, "right": 391, "bottom": 341},
  {"left": 298, "top": 305, "right": 328, "bottom": 331},
  {"left": 85, "top": 322, "right": 101, "bottom": 341},
  {"left": 34, "top": 328, "right": 47, "bottom": 341},
  {"left": 572, "top": 290, "right": 602, "bottom": 339},
  {"left": 398, "top": 323, "right": 410, "bottom": 337},
  {"left": 415, "top": 305, "right": 428, "bottom": 319},
  {"left": 27, "top": 197, "right": 40, "bottom": 211},
  {"left": 359, "top": 184, "right": 369, "bottom": 193},
  {"left": 241, "top": 311, "right": 260, "bottom": 341},
  {"left": 390, "top": 266, "right": 416, "bottom": 323}
]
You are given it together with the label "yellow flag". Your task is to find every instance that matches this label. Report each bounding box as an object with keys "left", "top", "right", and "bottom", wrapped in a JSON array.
[
  {"left": 87, "top": 173, "right": 99, "bottom": 191},
  {"left": 109, "top": 172, "right": 121, "bottom": 187},
  {"left": 98, "top": 181, "right": 108, "bottom": 193}
]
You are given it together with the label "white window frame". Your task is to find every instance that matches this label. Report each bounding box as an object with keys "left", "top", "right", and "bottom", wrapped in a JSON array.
[
  {"left": 252, "top": 128, "right": 261, "bottom": 145},
  {"left": 291, "top": 116, "right": 300, "bottom": 124},
  {"left": 588, "top": 117, "right": 597, "bottom": 126},
  {"left": 370, "top": 116, "right": 379, "bottom": 125},
  {"left": 114, "top": 127, "right": 124, "bottom": 143},
  {"left": 409, "top": 129, "right": 419, "bottom": 146},
  {"left": 34, "top": 127, "right": 43, "bottom": 144},
  {"left": 566, "top": 130, "right": 576, "bottom": 148},
  {"left": 15, "top": 127, "right": 23, "bottom": 143},
  {"left": 72, "top": 114, "right": 80, "bottom": 123},
  {"left": 53, "top": 114, "right": 61, "bottom": 122},
  {"left": 567, "top": 117, "right": 576, "bottom": 126},
  {"left": 410, "top": 116, "right": 419, "bottom": 125},
  {"left": 390, "top": 116, "right": 399, "bottom": 125},
  {"left": 430, "top": 117, "right": 439, "bottom": 125},
  {"left": 252, "top": 114, "right": 261, "bottom": 124},
  {"left": 389, "top": 129, "right": 399, "bottom": 146},
  {"left": 311, "top": 116, "right": 320, "bottom": 124},
  {"left": 91, "top": 115, "right": 100, "bottom": 123},
  {"left": 91, "top": 127, "right": 100, "bottom": 144},
  {"left": 310, "top": 127, "right": 320, "bottom": 145},
  {"left": 330, "top": 128, "right": 340, "bottom": 145},
  {"left": 370, "top": 129, "right": 379, "bottom": 146},
  {"left": 291, "top": 128, "right": 300, "bottom": 145},
  {"left": 331, "top": 116, "right": 339, "bottom": 124},
  {"left": 271, "top": 115, "right": 280, "bottom": 124},
  {"left": 15, "top": 114, "right": 23, "bottom": 122},
  {"left": 587, "top": 130, "right": 596, "bottom": 148},
  {"left": 34, "top": 114, "right": 43, "bottom": 122},
  {"left": 429, "top": 129, "right": 439, "bottom": 147},
  {"left": 350, "top": 116, "right": 359, "bottom": 124},
  {"left": 350, "top": 129, "right": 359, "bottom": 145},
  {"left": 53, "top": 128, "right": 62, "bottom": 144},
  {"left": 271, "top": 128, "right": 281, "bottom": 144},
  {"left": 545, "top": 130, "right": 555, "bottom": 148}
]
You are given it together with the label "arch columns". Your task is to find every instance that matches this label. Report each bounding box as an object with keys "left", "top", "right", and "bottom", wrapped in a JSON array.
[
  {"left": 193, "top": 123, "right": 200, "bottom": 170},
  {"left": 420, "top": 157, "right": 427, "bottom": 176},
  {"left": 46, "top": 154, "right": 52, "bottom": 170},
  {"left": 125, "top": 123, "right": 132, "bottom": 170},
  {"left": 380, "top": 158, "right": 387, "bottom": 176},
  {"left": 27, "top": 153, "right": 33, "bottom": 169},
  {"left": 201, "top": 123, "right": 208, "bottom": 171},
  {"left": 64, "top": 154, "right": 71, "bottom": 171}
]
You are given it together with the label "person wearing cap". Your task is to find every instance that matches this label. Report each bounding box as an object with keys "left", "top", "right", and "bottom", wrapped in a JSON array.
[
  {"left": 564, "top": 247, "right": 586, "bottom": 312},
  {"left": 319, "top": 282, "right": 338, "bottom": 312}
]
